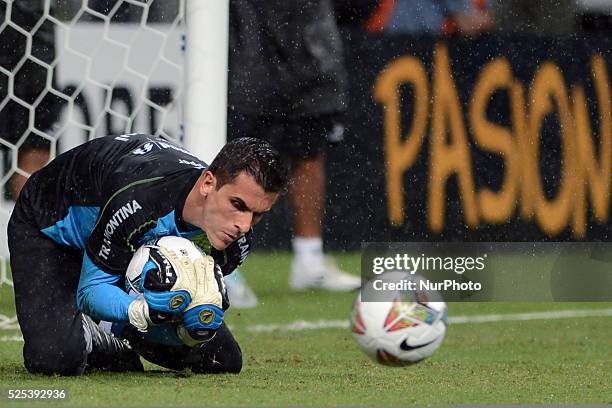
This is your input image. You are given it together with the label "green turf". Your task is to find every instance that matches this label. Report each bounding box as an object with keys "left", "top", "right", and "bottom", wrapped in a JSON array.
[{"left": 0, "top": 252, "right": 611, "bottom": 406}]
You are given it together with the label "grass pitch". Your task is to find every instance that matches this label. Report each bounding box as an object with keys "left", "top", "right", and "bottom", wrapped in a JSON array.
[{"left": 0, "top": 252, "right": 611, "bottom": 406}]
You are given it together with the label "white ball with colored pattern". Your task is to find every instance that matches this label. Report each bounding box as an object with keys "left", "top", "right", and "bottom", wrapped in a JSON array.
[{"left": 350, "top": 272, "right": 447, "bottom": 366}]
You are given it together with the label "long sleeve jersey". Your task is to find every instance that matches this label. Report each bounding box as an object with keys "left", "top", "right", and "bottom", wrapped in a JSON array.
[{"left": 16, "top": 134, "right": 250, "bottom": 322}]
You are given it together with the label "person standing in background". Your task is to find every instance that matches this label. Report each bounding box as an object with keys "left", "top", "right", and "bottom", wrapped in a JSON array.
[
  {"left": 494, "top": 0, "right": 576, "bottom": 35},
  {"left": 364, "top": 0, "right": 493, "bottom": 35},
  {"left": 227, "top": 0, "right": 361, "bottom": 306},
  {"left": 0, "top": 0, "right": 61, "bottom": 200}
]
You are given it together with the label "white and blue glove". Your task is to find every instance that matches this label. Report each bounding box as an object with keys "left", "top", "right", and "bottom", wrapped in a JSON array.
[
  {"left": 127, "top": 238, "right": 202, "bottom": 331},
  {"left": 176, "top": 258, "right": 228, "bottom": 347}
]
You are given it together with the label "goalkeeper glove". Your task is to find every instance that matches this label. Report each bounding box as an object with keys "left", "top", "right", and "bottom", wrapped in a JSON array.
[
  {"left": 128, "top": 243, "right": 200, "bottom": 331},
  {"left": 176, "top": 256, "right": 228, "bottom": 346}
]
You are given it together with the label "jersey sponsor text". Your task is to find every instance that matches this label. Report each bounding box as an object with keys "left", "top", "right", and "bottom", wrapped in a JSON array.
[{"left": 99, "top": 200, "right": 143, "bottom": 260}]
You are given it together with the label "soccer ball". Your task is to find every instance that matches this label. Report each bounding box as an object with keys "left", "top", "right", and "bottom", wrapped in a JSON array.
[
  {"left": 124, "top": 236, "right": 224, "bottom": 346},
  {"left": 350, "top": 272, "right": 448, "bottom": 366},
  {"left": 125, "top": 235, "right": 204, "bottom": 303}
]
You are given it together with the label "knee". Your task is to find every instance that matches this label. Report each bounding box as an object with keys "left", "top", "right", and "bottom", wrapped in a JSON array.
[
  {"left": 216, "top": 335, "right": 242, "bottom": 374},
  {"left": 23, "top": 339, "right": 87, "bottom": 376},
  {"left": 191, "top": 341, "right": 243, "bottom": 374},
  {"left": 220, "top": 347, "right": 243, "bottom": 374}
]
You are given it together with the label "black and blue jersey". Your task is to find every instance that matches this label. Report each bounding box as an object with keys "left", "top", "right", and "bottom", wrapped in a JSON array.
[{"left": 16, "top": 134, "right": 250, "bottom": 323}]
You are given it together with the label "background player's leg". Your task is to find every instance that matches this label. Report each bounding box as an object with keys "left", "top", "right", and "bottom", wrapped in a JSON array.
[
  {"left": 123, "top": 323, "right": 242, "bottom": 374},
  {"left": 286, "top": 115, "right": 361, "bottom": 291},
  {"left": 290, "top": 156, "right": 325, "bottom": 238},
  {"left": 10, "top": 147, "right": 50, "bottom": 200}
]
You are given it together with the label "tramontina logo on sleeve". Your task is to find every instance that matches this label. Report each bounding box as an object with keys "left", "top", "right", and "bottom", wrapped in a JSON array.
[{"left": 98, "top": 200, "right": 143, "bottom": 260}]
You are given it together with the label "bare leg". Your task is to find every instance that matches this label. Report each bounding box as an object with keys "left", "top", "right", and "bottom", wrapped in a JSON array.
[
  {"left": 288, "top": 154, "right": 360, "bottom": 291},
  {"left": 10, "top": 148, "right": 49, "bottom": 200},
  {"left": 289, "top": 155, "right": 325, "bottom": 238}
]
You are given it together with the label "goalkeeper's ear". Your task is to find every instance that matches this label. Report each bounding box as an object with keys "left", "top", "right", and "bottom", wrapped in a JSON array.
[{"left": 199, "top": 170, "right": 217, "bottom": 197}]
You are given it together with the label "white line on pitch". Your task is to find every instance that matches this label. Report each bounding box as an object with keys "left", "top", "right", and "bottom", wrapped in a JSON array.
[
  {"left": 1, "top": 308, "right": 612, "bottom": 341},
  {"left": 0, "top": 335, "right": 22, "bottom": 342},
  {"left": 244, "top": 308, "right": 612, "bottom": 333}
]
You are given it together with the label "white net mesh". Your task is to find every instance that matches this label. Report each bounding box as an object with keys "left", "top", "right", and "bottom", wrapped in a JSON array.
[{"left": 0, "top": 0, "right": 186, "bottom": 327}]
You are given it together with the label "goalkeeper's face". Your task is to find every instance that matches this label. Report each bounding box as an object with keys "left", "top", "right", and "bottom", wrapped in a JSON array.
[{"left": 193, "top": 171, "right": 278, "bottom": 250}]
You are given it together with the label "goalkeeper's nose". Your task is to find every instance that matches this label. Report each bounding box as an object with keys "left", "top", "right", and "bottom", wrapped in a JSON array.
[{"left": 234, "top": 212, "right": 253, "bottom": 236}]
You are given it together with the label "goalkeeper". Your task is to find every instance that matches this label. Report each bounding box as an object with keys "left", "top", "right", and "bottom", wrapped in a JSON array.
[{"left": 7, "top": 134, "right": 287, "bottom": 376}]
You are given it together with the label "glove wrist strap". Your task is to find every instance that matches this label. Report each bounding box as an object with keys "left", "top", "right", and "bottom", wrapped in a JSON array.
[{"left": 128, "top": 297, "right": 151, "bottom": 332}]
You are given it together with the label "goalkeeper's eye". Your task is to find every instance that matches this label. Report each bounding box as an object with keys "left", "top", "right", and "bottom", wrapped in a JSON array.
[
  {"left": 231, "top": 198, "right": 247, "bottom": 211},
  {"left": 230, "top": 196, "right": 268, "bottom": 226},
  {"left": 231, "top": 198, "right": 264, "bottom": 223}
]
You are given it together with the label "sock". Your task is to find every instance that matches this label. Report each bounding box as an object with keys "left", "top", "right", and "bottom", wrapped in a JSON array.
[{"left": 292, "top": 236, "right": 324, "bottom": 264}]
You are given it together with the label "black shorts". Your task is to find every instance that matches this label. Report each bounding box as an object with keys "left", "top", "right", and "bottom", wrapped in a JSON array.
[{"left": 227, "top": 111, "right": 345, "bottom": 160}]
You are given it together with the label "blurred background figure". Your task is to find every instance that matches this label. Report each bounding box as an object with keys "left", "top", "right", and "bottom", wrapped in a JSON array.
[
  {"left": 364, "top": 0, "right": 494, "bottom": 35},
  {"left": 494, "top": 0, "right": 576, "bottom": 35},
  {"left": 334, "top": 0, "right": 380, "bottom": 28},
  {"left": 0, "top": 0, "right": 61, "bottom": 201},
  {"left": 576, "top": 0, "right": 612, "bottom": 33},
  {"left": 1, "top": 0, "right": 180, "bottom": 203},
  {"left": 227, "top": 0, "right": 361, "bottom": 307}
]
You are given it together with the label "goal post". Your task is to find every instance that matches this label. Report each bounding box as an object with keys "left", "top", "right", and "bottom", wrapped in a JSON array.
[
  {"left": 184, "top": 0, "right": 228, "bottom": 164},
  {"left": 0, "top": 0, "right": 229, "bottom": 299}
]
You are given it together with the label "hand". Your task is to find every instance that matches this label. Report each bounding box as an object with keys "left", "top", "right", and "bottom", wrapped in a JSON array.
[
  {"left": 453, "top": 10, "right": 494, "bottom": 36},
  {"left": 176, "top": 255, "right": 227, "bottom": 346},
  {"left": 176, "top": 304, "right": 224, "bottom": 347},
  {"left": 127, "top": 296, "right": 151, "bottom": 332},
  {"left": 140, "top": 244, "right": 200, "bottom": 313},
  {"left": 127, "top": 295, "right": 183, "bottom": 332},
  {"left": 127, "top": 243, "right": 201, "bottom": 331}
]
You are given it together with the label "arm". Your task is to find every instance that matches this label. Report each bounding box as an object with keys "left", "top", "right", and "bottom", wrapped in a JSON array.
[
  {"left": 77, "top": 253, "right": 133, "bottom": 322},
  {"left": 77, "top": 251, "right": 180, "bottom": 330},
  {"left": 80, "top": 167, "right": 161, "bottom": 322}
]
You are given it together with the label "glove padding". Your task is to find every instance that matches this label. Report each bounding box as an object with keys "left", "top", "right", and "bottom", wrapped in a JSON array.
[
  {"left": 176, "top": 305, "right": 224, "bottom": 347},
  {"left": 128, "top": 243, "right": 201, "bottom": 331},
  {"left": 127, "top": 296, "right": 150, "bottom": 332},
  {"left": 141, "top": 245, "right": 200, "bottom": 313},
  {"left": 128, "top": 296, "right": 183, "bottom": 331},
  {"left": 176, "top": 256, "right": 227, "bottom": 346}
]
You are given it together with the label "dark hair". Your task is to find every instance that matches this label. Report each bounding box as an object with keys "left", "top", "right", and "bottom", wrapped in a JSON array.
[{"left": 208, "top": 137, "right": 288, "bottom": 193}]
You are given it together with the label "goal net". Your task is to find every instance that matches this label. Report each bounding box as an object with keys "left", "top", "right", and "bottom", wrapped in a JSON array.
[{"left": 0, "top": 0, "right": 228, "bottom": 330}]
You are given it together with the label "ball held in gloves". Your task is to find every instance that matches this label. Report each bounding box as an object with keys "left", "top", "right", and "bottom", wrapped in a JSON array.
[
  {"left": 125, "top": 236, "right": 205, "bottom": 313},
  {"left": 125, "top": 235, "right": 227, "bottom": 341}
]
